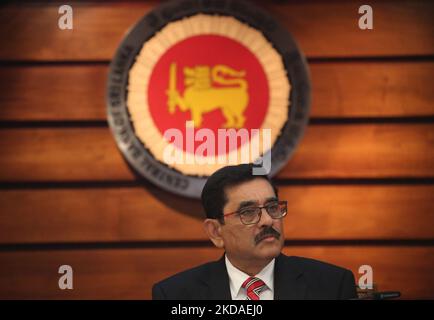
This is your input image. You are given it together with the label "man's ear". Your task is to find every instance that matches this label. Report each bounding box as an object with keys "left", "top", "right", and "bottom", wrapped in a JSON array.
[{"left": 203, "top": 218, "right": 224, "bottom": 248}]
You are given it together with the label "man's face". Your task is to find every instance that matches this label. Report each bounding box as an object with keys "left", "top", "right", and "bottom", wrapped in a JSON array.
[{"left": 220, "top": 178, "right": 285, "bottom": 262}]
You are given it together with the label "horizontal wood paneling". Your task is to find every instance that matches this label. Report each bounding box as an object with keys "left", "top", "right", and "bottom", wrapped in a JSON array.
[
  {"left": 279, "top": 123, "right": 434, "bottom": 179},
  {"left": 1, "top": 62, "right": 433, "bottom": 121},
  {"left": 0, "top": 127, "right": 135, "bottom": 181},
  {"left": 0, "top": 1, "right": 433, "bottom": 61},
  {"left": 311, "top": 62, "right": 434, "bottom": 118},
  {"left": 0, "top": 65, "right": 108, "bottom": 121},
  {"left": 1, "top": 185, "right": 433, "bottom": 244},
  {"left": 1, "top": 246, "right": 433, "bottom": 299},
  {"left": 0, "top": 124, "right": 432, "bottom": 181},
  {"left": 0, "top": 0, "right": 433, "bottom": 300}
]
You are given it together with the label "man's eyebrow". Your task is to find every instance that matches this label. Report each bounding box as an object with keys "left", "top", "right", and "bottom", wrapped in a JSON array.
[
  {"left": 237, "top": 197, "right": 278, "bottom": 210},
  {"left": 238, "top": 200, "right": 258, "bottom": 210},
  {"left": 264, "top": 197, "right": 278, "bottom": 203}
]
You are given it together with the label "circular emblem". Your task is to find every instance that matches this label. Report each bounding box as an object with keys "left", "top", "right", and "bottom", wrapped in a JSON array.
[{"left": 107, "top": 0, "right": 311, "bottom": 198}]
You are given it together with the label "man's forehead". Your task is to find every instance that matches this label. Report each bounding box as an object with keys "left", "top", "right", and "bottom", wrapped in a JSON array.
[{"left": 225, "top": 178, "right": 276, "bottom": 205}]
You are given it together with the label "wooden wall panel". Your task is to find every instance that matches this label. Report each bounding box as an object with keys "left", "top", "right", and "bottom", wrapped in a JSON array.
[
  {"left": 279, "top": 123, "right": 434, "bottom": 179},
  {"left": 0, "top": 0, "right": 433, "bottom": 300},
  {"left": 0, "top": 65, "right": 108, "bottom": 121},
  {"left": 0, "top": 124, "right": 432, "bottom": 181},
  {"left": 0, "top": 1, "right": 433, "bottom": 61},
  {"left": 311, "top": 62, "right": 434, "bottom": 118},
  {"left": 1, "top": 246, "right": 433, "bottom": 299},
  {"left": 1, "top": 62, "right": 433, "bottom": 121},
  {"left": 0, "top": 127, "right": 135, "bottom": 181},
  {"left": 1, "top": 185, "right": 433, "bottom": 244}
]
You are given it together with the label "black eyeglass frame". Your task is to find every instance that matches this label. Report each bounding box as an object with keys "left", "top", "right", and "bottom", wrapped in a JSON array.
[{"left": 222, "top": 200, "right": 288, "bottom": 225}]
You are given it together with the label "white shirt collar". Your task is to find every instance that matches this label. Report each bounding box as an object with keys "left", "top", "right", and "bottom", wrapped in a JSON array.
[{"left": 225, "top": 255, "right": 275, "bottom": 299}]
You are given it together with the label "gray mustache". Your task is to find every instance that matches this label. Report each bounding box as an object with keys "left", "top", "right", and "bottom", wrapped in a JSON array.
[{"left": 255, "top": 227, "right": 280, "bottom": 244}]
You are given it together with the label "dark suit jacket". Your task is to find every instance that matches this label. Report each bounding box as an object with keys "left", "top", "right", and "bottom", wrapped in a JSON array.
[{"left": 152, "top": 253, "right": 357, "bottom": 300}]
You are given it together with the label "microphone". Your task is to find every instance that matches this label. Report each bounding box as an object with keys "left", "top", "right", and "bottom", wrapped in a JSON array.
[
  {"left": 372, "top": 291, "right": 401, "bottom": 300},
  {"left": 351, "top": 291, "right": 401, "bottom": 300}
]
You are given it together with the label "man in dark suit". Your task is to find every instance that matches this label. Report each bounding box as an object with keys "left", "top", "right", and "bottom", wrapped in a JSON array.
[{"left": 153, "top": 164, "right": 357, "bottom": 300}]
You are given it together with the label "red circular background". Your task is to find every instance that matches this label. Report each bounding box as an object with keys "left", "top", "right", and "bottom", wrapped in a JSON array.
[{"left": 147, "top": 34, "right": 269, "bottom": 156}]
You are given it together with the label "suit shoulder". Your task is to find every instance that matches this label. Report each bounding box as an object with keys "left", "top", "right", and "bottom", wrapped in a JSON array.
[
  {"left": 288, "top": 255, "right": 353, "bottom": 277},
  {"left": 155, "top": 260, "right": 214, "bottom": 287},
  {"left": 152, "top": 260, "right": 215, "bottom": 299},
  {"left": 284, "top": 255, "right": 357, "bottom": 299}
]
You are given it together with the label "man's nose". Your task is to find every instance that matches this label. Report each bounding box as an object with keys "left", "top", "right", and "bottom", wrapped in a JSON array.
[{"left": 257, "top": 207, "right": 273, "bottom": 227}]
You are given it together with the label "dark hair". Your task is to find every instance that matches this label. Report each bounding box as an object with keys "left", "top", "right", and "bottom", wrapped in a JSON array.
[{"left": 201, "top": 163, "right": 278, "bottom": 222}]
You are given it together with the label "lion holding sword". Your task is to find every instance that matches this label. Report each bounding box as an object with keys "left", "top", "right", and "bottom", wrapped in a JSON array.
[{"left": 167, "top": 63, "right": 249, "bottom": 128}]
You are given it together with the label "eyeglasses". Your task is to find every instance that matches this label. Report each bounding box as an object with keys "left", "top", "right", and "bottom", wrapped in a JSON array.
[{"left": 223, "top": 200, "right": 287, "bottom": 225}]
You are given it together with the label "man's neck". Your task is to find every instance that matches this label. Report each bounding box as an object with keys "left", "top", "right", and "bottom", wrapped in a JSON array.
[{"left": 226, "top": 254, "right": 273, "bottom": 276}]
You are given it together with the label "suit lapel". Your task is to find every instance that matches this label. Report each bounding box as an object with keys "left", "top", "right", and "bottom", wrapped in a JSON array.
[
  {"left": 274, "top": 253, "right": 307, "bottom": 300},
  {"left": 201, "top": 254, "right": 232, "bottom": 300}
]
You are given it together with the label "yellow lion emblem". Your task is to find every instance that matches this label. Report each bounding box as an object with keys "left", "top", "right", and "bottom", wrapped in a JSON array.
[{"left": 167, "top": 63, "right": 249, "bottom": 128}]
